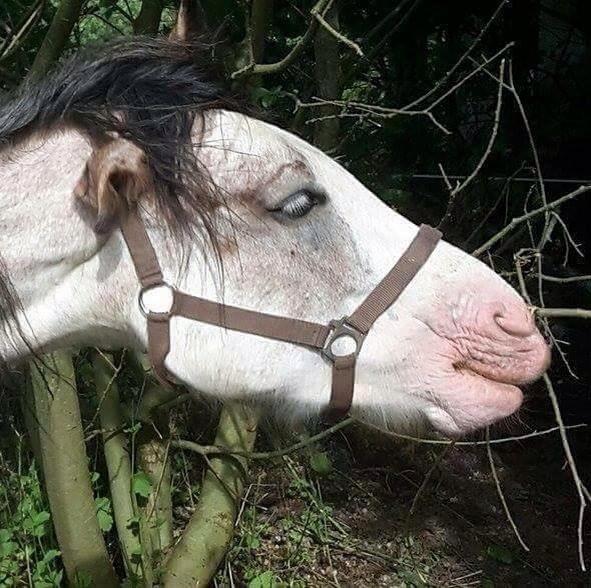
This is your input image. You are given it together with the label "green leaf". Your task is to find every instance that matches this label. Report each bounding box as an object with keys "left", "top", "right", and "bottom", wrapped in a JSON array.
[
  {"left": 486, "top": 544, "right": 514, "bottom": 564},
  {"left": 0, "top": 539, "right": 17, "bottom": 558},
  {"left": 245, "top": 533, "right": 261, "bottom": 550},
  {"left": 95, "top": 497, "right": 113, "bottom": 533},
  {"left": 248, "top": 570, "right": 275, "bottom": 588},
  {"left": 132, "top": 472, "right": 153, "bottom": 498},
  {"left": 309, "top": 451, "right": 332, "bottom": 476},
  {"left": 27, "top": 511, "right": 50, "bottom": 537}
]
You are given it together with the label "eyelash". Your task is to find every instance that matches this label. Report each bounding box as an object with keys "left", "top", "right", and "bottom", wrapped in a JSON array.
[{"left": 270, "top": 190, "right": 318, "bottom": 219}]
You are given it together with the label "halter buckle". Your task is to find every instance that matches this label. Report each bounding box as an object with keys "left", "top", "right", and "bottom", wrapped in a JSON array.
[
  {"left": 322, "top": 317, "right": 366, "bottom": 363},
  {"left": 138, "top": 282, "right": 175, "bottom": 318}
]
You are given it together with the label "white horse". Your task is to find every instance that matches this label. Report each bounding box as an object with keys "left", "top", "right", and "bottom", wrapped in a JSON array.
[{"left": 0, "top": 38, "right": 549, "bottom": 436}]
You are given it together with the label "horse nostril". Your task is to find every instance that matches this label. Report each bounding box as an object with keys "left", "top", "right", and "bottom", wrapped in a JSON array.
[{"left": 494, "top": 304, "right": 536, "bottom": 337}]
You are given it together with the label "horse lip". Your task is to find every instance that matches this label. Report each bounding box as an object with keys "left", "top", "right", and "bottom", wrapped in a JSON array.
[{"left": 453, "top": 329, "right": 551, "bottom": 387}]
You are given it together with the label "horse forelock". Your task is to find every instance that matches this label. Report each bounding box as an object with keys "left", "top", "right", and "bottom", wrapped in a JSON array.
[{"left": 0, "top": 36, "right": 249, "bottom": 257}]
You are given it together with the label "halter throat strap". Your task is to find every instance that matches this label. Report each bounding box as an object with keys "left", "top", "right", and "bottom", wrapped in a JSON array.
[{"left": 120, "top": 210, "right": 441, "bottom": 421}]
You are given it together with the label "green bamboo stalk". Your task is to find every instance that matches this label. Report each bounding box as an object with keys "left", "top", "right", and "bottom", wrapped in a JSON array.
[
  {"left": 29, "top": 351, "right": 119, "bottom": 587},
  {"left": 91, "top": 350, "right": 153, "bottom": 584},
  {"left": 163, "top": 402, "right": 259, "bottom": 587}
]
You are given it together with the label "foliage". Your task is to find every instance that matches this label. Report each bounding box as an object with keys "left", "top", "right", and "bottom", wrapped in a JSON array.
[{"left": 0, "top": 450, "right": 62, "bottom": 586}]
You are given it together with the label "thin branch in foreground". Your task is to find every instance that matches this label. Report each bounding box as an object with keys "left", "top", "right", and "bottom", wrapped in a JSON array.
[
  {"left": 370, "top": 421, "right": 587, "bottom": 446},
  {"left": 314, "top": 1, "right": 363, "bottom": 56},
  {"left": 173, "top": 417, "right": 354, "bottom": 460},
  {"left": 486, "top": 427, "right": 529, "bottom": 551},
  {"left": 232, "top": 0, "right": 331, "bottom": 78},
  {"left": 175, "top": 419, "right": 586, "bottom": 461},
  {"left": 542, "top": 374, "right": 587, "bottom": 571},
  {"left": 409, "top": 442, "right": 455, "bottom": 516},
  {"left": 535, "top": 307, "right": 591, "bottom": 320},
  {"left": 401, "top": 0, "right": 510, "bottom": 110},
  {"left": 515, "top": 260, "right": 588, "bottom": 571},
  {"left": 470, "top": 57, "right": 548, "bottom": 219},
  {"left": 539, "top": 274, "right": 591, "bottom": 283},
  {"left": 438, "top": 59, "right": 506, "bottom": 230},
  {"left": 472, "top": 184, "right": 591, "bottom": 257}
]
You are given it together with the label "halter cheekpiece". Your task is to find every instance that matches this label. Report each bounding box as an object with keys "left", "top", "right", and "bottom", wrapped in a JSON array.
[{"left": 120, "top": 210, "right": 442, "bottom": 421}]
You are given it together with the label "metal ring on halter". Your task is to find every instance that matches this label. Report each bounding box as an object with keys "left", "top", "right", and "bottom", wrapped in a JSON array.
[
  {"left": 138, "top": 282, "right": 175, "bottom": 318},
  {"left": 321, "top": 317, "right": 366, "bottom": 363}
]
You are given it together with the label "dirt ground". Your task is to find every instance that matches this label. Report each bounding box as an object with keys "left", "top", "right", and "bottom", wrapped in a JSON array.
[{"left": 217, "top": 402, "right": 591, "bottom": 587}]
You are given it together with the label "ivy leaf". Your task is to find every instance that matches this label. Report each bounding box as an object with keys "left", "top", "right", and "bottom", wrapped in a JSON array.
[
  {"left": 132, "top": 472, "right": 153, "bottom": 498},
  {"left": 95, "top": 497, "right": 113, "bottom": 533},
  {"left": 0, "top": 529, "right": 17, "bottom": 558},
  {"left": 248, "top": 570, "right": 275, "bottom": 588}
]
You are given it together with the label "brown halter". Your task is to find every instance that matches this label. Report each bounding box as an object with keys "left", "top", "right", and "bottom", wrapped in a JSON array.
[{"left": 120, "top": 209, "right": 442, "bottom": 420}]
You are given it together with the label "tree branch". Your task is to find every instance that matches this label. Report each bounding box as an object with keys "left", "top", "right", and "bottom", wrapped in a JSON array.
[
  {"left": 535, "top": 307, "right": 591, "bottom": 319},
  {"left": 232, "top": 0, "right": 331, "bottom": 79},
  {"left": 29, "top": 353, "right": 119, "bottom": 586},
  {"left": 314, "top": 2, "right": 362, "bottom": 56},
  {"left": 27, "top": 0, "right": 83, "bottom": 80},
  {"left": 163, "top": 403, "right": 259, "bottom": 586},
  {"left": 472, "top": 184, "right": 591, "bottom": 257}
]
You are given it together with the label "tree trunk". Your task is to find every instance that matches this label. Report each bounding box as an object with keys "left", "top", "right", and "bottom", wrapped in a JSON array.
[
  {"left": 163, "top": 402, "right": 258, "bottom": 587},
  {"left": 28, "top": 0, "right": 83, "bottom": 80},
  {"left": 136, "top": 379, "right": 176, "bottom": 559},
  {"left": 134, "top": 0, "right": 165, "bottom": 35},
  {"left": 313, "top": 2, "right": 343, "bottom": 152},
  {"left": 91, "top": 350, "right": 153, "bottom": 584},
  {"left": 29, "top": 352, "right": 118, "bottom": 587}
]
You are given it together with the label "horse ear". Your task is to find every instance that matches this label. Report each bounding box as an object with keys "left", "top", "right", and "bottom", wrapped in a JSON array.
[
  {"left": 75, "top": 139, "right": 153, "bottom": 234},
  {"left": 169, "top": 0, "right": 206, "bottom": 41}
]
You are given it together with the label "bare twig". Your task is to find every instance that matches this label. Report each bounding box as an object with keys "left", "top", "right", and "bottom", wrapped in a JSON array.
[
  {"left": 232, "top": 0, "right": 331, "bottom": 78},
  {"left": 472, "top": 185, "right": 591, "bottom": 257},
  {"left": 0, "top": 0, "right": 44, "bottom": 63},
  {"left": 296, "top": 43, "right": 512, "bottom": 136},
  {"left": 173, "top": 416, "right": 354, "bottom": 460},
  {"left": 542, "top": 374, "right": 587, "bottom": 571},
  {"left": 402, "top": 0, "right": 509, "bottom": 111},
  {"left": 535, "top": 307, "right": 591, "bottom": 319},
  {"left": 369, "top": 423, "right": 586, "bottom": 446},
  {"left": 438, "top": 59, "right": 505, "bottom": 229},
  {"left": 515, "top": 258, "right": 588, "bottom": 571},
  {"left": 539, "top": 274, "right": 591, "bottom": 283},
  {"left": 409, "top": 442, "right": 455, "bottom": 515},
  {"left": 486, "top": 427, "right": 529, "bottom": 551},
  {"left": 314, "top": 1, "right": 363, "bottom": 56}
]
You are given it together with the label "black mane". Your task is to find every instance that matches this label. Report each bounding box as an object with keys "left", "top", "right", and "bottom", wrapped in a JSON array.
[{"left": 0, "top": 36, "right": 244, "bottom": 240}]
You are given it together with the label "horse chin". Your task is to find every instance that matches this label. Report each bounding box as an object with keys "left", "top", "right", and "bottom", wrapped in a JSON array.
[{"left": 424, "top": 370, "right": 524, "bottom": 437}]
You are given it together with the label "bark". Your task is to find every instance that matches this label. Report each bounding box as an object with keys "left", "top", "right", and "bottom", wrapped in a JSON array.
[
  {"left": 29, "top": 352, "right": 118, "bottom": 586},
  {"left": 169, "top": 0, "right": 207, "bottom": 40},
  {"left": 313, "top": 2, "right": 343, "bottom": 152},
  {"left": 163, "top": 402, "right": 259, "bottom": 587},
  {"left": 137, "top": 380, "right": 176, "bottom": 558},
  {"left": 250, "top": 0, "right": 274, "bottom": 62},
  {"left": 134, "top": 0, "right": 165, "bottom": 35},
  {"left": 91, "top": 351, "right": 152, "bottom": 584},
  {"left": 28, "top": 0, "right": 83, "bottom": 80}
]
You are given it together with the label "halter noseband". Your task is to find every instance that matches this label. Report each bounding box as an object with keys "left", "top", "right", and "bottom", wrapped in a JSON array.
[{"left": 120, "top": 210, "right": 441, "bottom": 421}]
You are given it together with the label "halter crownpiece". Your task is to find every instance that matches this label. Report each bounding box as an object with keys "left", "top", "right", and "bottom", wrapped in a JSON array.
[{"left": 120, "top": 209, "right": 442, "bottom": 421}]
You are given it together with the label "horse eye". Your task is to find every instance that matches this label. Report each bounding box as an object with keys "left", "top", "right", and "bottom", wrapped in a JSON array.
[{"left": 270, "top": 190, "right": 317, "bottom": 219}]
